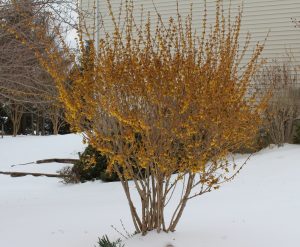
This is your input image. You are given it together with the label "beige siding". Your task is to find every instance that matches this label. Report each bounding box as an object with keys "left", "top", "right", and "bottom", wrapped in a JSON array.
[
  {"left": 81, "top": 0, "right": 300, "bottom": 69},
  {"left": 79, "top": 0, "right": 98, "bottom": 41}
]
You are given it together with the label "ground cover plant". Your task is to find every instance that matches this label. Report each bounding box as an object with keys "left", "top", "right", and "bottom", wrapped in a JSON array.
[{"left": 97, "top": 235, "right": 124, "bottom": 247}]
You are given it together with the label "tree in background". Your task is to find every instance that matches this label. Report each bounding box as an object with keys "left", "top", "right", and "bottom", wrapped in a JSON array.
[
  {"left": 0, "top": 0, "right": 71, "bottom": 135},
  {"left": 26, "top": 0, "right": 268, "bottom": 235}
]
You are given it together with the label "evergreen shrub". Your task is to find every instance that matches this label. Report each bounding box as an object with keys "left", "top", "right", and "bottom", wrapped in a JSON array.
[
  {"left": 60, "top": 145, "right": 119, "bottom": 183},
  {"left": 293, "top": 124, "right": 300, "bottom": 144}
]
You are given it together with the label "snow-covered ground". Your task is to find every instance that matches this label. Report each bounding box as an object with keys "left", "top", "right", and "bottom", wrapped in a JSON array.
[{"left": 0, "top": 134, "right": 300, "bottom": 247}]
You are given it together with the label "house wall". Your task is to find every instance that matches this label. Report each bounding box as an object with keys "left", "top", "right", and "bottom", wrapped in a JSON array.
[
  {"left": 81, "top": 0, "right": 300, "bottom": 71},
  {"left": 79, "top": 0, "right": 99, "bottom": 44}
]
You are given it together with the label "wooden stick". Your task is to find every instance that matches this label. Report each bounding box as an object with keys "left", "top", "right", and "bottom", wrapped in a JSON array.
[
  {"left": 11, "top": 158, "right": 79, "bottom": 167},
  {"left": 36, "top": 158, "right": 78, "bottom": 164},
  {"left": 0, "top": 171, "right": 68, "bottom": 178}
]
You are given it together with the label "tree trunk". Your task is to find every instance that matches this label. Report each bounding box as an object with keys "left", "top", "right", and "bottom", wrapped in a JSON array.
[
  {"left": 31, "top": 112, "right": 34, "bottom": 135},
  {"left": 52, "top": 114, "right": 59, "bottom": 135},
  {"left": 1, "top": 123, "right": 4, "bottom": 138},
  {"left": 49, "top": 106, "right": 61, "bottom": 135},
  {"left": 10, "top": 104, "right": 23, "bottom": 137},
  {"left": 41, "top": 112, "right": 46, "bottom": 136},
  {"left": 36, "top": 113, "right": 40, "bottom": 135},
  {"left": 116, "top": 165, "right": 193, "bottom": 236},
  {"left": 20, "top": 113, "right": 26, "bottom": 134}
]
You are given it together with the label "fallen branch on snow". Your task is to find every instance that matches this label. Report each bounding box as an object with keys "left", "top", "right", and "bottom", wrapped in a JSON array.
[
  {"left": 11, "top": 158, "right": 79, "bottom": 167},
  {"left": 0, "top": 171, "right": 68, "bottom": 178}
]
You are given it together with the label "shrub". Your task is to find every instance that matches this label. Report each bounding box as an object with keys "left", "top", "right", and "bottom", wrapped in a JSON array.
[
  {"left": 96, "top": 235, "right": 124, "bottom": 247},
  {"left": 74, "top": 145, "right": 119, "bottom": 182},
  {"left": 294, "top": 123, "right": 300, "bottom": 144},
  {"left": 29, "top": 0, "right": 268, "bottom": 235},
  {"left": 60, "top": 145, "right": 119, "bottom": 183},
  {"left": 59, "top": 166, "right": 80, "bottom": 184},
  {"left": 255, "top": 58, "right": 300, "bottom": 146},
  {"left": 59, "top": 145, "right": 145, "bottom": 183}
]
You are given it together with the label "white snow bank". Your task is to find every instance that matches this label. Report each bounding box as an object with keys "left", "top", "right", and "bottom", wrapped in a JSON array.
[
  {"left": 0, "top": 134, "right": 85, "bottom": 173},
  {"left": 0, "top": 135, "right": 299, "bottom": 247}
]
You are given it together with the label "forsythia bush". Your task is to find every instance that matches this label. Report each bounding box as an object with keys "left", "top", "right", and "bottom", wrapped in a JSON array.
[{"left": 25, "top": 0, "right": 269, "bottom": 235}]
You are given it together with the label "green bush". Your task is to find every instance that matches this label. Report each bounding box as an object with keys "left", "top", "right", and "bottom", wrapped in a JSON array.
[
  {"left": 293, "top": 124, "right": 300, "bottom": 144},
  {"left": 59, "top": 144, "right": 146, "bottom": 183},
  {"left": 60, "top": 145, "right": 119, "bottom": 183},
  {"left": 96, "top": 235, "right": 124, "bottom": 247}
]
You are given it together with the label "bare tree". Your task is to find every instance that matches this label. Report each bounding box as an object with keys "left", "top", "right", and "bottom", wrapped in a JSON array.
[
  {"left": 2, "top": 101, "right": 24, "bottom": 136},
  {"left": 0, "top": 0, "right": 71, "bottom": 135}
]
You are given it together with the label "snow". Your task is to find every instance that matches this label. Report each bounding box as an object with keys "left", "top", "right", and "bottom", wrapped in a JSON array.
[
  {"left": 0, "top": 134, "right": 300, "bottom": 247},
  {"left": 0, "top": 134, "right": 84, "bottom": 173}
]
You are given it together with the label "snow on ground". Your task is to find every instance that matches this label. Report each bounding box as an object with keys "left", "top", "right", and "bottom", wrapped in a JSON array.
[
  {"left": 0, "top": 134, "right": 84, "bottom": 173},
  {"left": 0, "top": 134, "right": 300, "bottom": 247}
]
